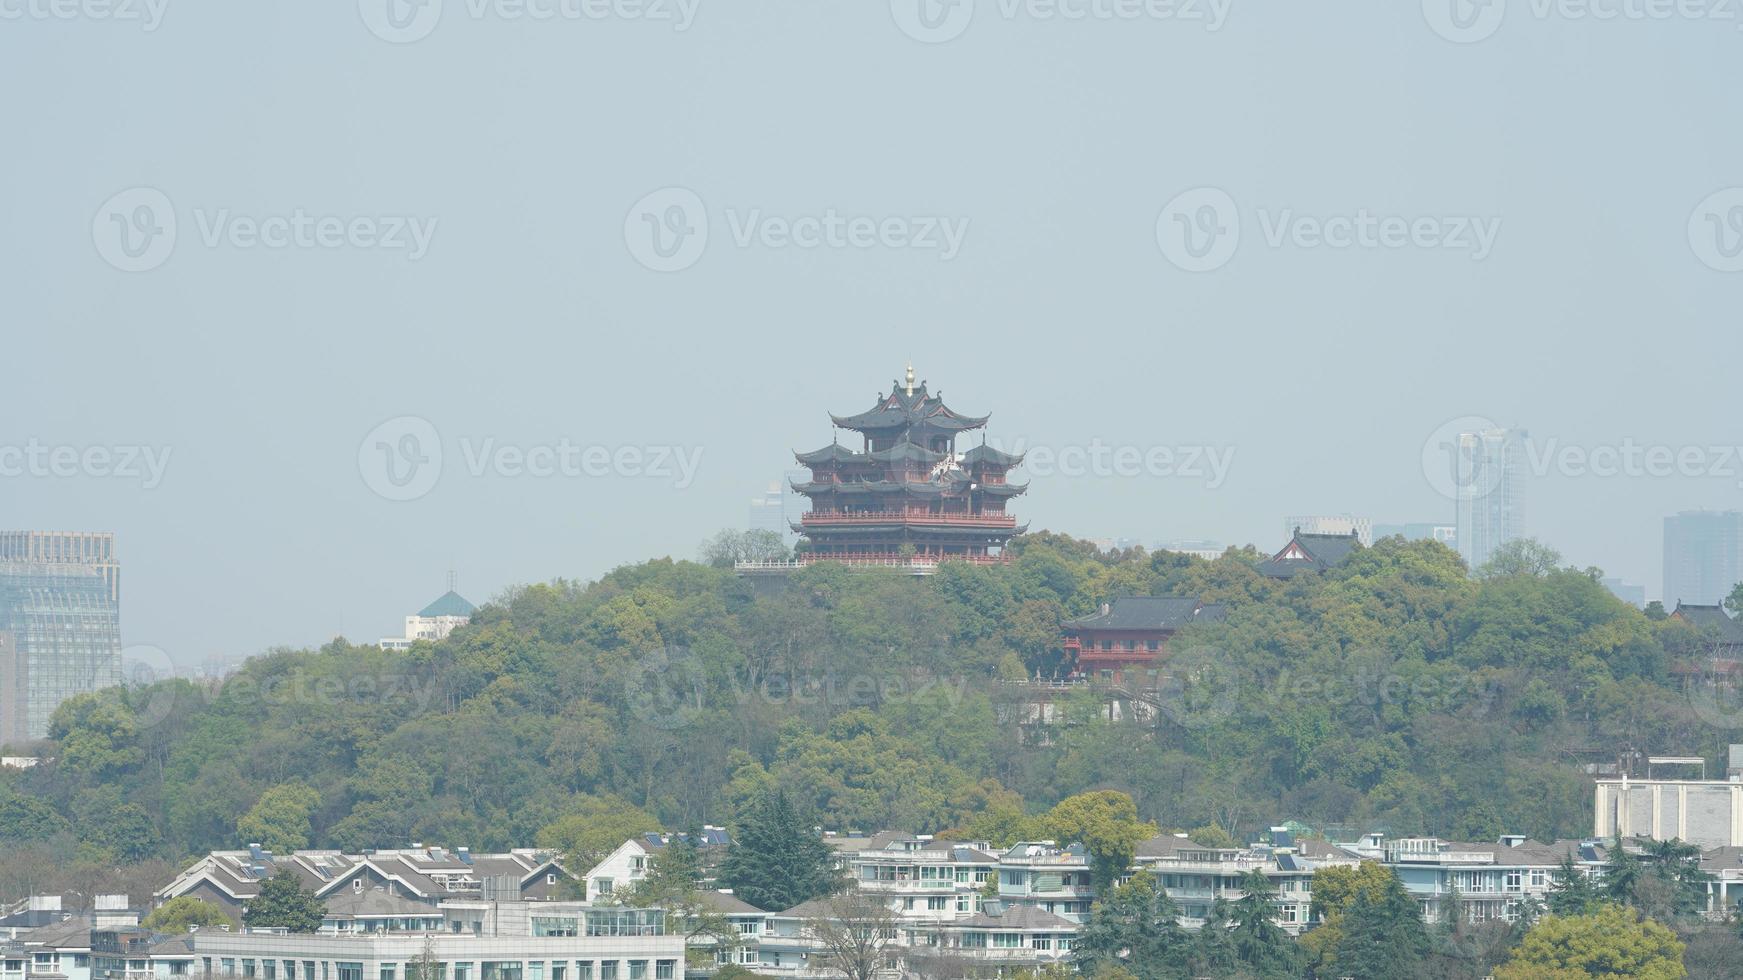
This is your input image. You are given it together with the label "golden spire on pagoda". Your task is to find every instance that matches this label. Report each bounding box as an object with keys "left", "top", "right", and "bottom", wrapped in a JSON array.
[{"left": 905, "top": 362, "right": 915, "bottom": 396}]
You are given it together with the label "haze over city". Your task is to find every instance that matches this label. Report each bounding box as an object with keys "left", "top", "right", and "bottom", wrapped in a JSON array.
[{"left": 3, "top": 2, "right": 1739, "bottom": 664}]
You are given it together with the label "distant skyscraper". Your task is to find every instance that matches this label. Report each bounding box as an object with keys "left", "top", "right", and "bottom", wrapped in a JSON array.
[
  {"left": 1663, "top": 511, "right": 1743, "bottom": 607},
  {"left": 1374, "top": 523, "right": 1457, "bottom": 546},
  {"left": 747, "top": 470, "right": 808, "bottom": 546},
  {"left": 1453, "top": 427, "right": 1528, "bottom": 571},
  {"left": 0, "top": 532, "right": 122, "bottom": 743},
  {"left": 1284, "top": 515, "right": 1373, "bottom": 547},
  {"left": 1602, "top": 578, "right": 1647, "bottom": 609}
]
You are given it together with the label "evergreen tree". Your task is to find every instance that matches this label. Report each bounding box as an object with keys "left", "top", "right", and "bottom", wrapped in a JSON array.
[
  {"left": 1335, "top": 873, "right": 1429, "bottom": 980},
  {"left": 1603, "top": 836, "right": 1643, "bottom": 906},
  {"left": 1073, "top": 871, "right": 1192, "bottom": 980},
  {"left": 1228, "top": 870, "right": 1299, "bottom": 978},
  {"left": 242, "top": 869, "right": 325, "bottom": 933},
  {"left": 1546, "top": 856, "right": 1601, "bottom": 916},
  {"left": 1192, "top": 898, "right": 1238, "bottom": 977},
  {"left": 717, "top": 790, "right": 841, "bottom": 912}
]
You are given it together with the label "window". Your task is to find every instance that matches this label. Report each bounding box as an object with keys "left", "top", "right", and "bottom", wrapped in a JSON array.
[
  {"left": 244, "top": 960, "right": 257, "bottom": 978},
  {"left": 1030, "top": 936, "right": 1052, "bottom": 950},
  {"left": 628, "top": 964, "right": 647, "bottom": 980},
  {"left": 1530, "top": 869, "right": 1547, "bottom": 888},
  {"left": 574, "top": 966, "right": 592, "bottom": 980},
  {"left": 552, "top": 967, "right": 565, "bottom": 980},
  {"left": 353, "top": 879, "right": 364, "bottom": 893},
  {"left": 547, "top": 874, "right": 557, "bottom": 885},
  {"left": 380, "top": 966, "right": 395, "bottom": 980},
  {"left": 529, "top": 964, "right": 543, "bottom": 980},
  {"left": 655, "top": 964, "right": 674, "bottom": 980},
  {"left": 481, "top": 964, "right": 522, "bottom": 980},
  {"left": 263, "top": 963, "right": 275, "bottom": 980},
  {"left": 599, "top": 966, "right": 617, "bottom": 980},
  {"left": 1505, "top": 870, "right": 1522, "bottom": 892}
]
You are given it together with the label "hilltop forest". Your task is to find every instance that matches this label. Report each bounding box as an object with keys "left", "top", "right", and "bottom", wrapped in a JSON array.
[{"left": 1, "top": 532, "right": 1733, "bottom": 888}]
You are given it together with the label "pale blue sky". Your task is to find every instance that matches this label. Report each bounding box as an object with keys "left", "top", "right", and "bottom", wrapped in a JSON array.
[{"left": 2, "top": 0, "right": 1739, "bottom": 663}]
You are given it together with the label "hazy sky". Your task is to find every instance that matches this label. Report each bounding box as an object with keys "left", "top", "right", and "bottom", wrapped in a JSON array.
[{"left": 3, "top": 0, "right": 1740, "bottom": 666}]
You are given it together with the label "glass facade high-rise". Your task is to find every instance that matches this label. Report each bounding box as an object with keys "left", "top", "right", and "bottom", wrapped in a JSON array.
[
  {"left": 1453, "top": 427, "right": 1528, "bottom": 572},
  {"left": 0, "top": 532, "right": 122, "bottom": 744},
  {"left": 1663, "top": 510, "right": 1743, "bottom": 608}
]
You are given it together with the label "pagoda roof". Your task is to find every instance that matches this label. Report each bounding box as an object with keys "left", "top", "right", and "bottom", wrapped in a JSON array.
[
  {"left": 961, "top": 444, "right": 1024, "bottom": 467},
  {"left": 795, "top": 443, "right": 867, "bottom": 466},
  {"left": 793, "top": 481, "right": 955, "bottom": 496},
  {"left": 830, "top": 380, "right": 989, "bottom": 434},
  {"left": 974, "top": 482, "right": 1028, "bottom": 498},
  {"left": 1258, "top": 529, "right": 1362, "bottom": 579},
  {"left": 868, "top": 440, "right": 946, "bottom": 464},
  {"left": 1673, "top": 602, "right": 1743, "bottom": 644}
]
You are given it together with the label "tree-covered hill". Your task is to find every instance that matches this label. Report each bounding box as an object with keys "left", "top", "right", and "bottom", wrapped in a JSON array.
[{"left": 4, "top": 533, "right": 1730, "bottom": 878}]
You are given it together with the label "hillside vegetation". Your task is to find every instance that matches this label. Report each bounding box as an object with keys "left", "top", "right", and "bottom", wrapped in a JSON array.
[{"left": 4, "top": 533, "right": 1727, "bottom": 876}]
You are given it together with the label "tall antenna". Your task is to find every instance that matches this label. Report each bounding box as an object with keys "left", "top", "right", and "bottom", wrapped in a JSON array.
[{"left": 447, "top": 569, "right": 457, "bottom": 594}]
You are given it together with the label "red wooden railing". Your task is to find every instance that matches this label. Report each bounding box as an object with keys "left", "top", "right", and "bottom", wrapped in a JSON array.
[{"left": 801, "top": 510, "right": 1017, "bottom": 527}]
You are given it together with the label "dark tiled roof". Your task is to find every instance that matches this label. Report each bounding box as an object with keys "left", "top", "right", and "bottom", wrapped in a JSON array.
[
  {"left": 795, "top": 443, "right": 866, "bottom": 466},
  {"left": 830, "top": 382, "right": 989, "bottom": 434},
  {"left": 698, "top": 891, "right": 764, "bottom": 915},
  {"left": 1674, "top": 603, "right": 1743, "bottom": 643},
  {"left": 960, "top": 445, "right": 1023, "bottom": 468},
  {"left": 322, "top": 887, "right": 440, "bottom": 918},
  {"left": 1260, "top": 530, "right": 1362, "bottom": 578},
  {"left": 950, "top": 905, "right": 1076, "bottom": 930},
  {"left": 1064, "top": 596, "right": 1212, "bottom": 631}
]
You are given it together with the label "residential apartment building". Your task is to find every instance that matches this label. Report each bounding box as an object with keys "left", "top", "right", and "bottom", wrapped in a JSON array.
[
  {"left": 0, "top": 531, "right": 123, "bottom": 742},
  {"left": 1375, "top": 836, "right": 1584, "bottom": 924},
  {"left": 158, "top": 847, "right": 574, "bottom": 924}
]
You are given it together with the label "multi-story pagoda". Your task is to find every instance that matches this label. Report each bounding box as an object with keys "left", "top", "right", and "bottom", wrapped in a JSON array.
[{"left": 791, "top": 367, "right": 1026, "bottom": 567}]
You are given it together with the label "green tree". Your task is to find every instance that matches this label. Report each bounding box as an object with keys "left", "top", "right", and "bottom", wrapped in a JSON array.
[
  {"left": 1334, "top": 871, "right": 1429, "bottom": 980},
  {"left": 1726, "top": 582, "right": 1743, "bottom": 618},
  {"left": 1228, "top": 870, "right": 1299, "bottom": 978},
  {"left": 1545, "top": 857, "right": 1601, "bottom": 916},
  {"left": 535, "top": 794, "right": 660, "bottom": 873},
  {"left": 236, "top": 782, "right": 321, "bottom": 853},
  {"left": 1074, "top": 870, "right": 1192, "bottom": 979},
  {"left": 1494, "top": 904, "right": 1685, "bottom": 980},
  {"left": 49, "top": 693, "right": 142, "bottom": 777},
  {"left": 141, "top": 896, "right": 233, "bottom": 932},
  {"left": 0, "top": 793, "right": 70, "bottom": 843},
  {"left": 241, "top": 869, "right": 325, "bottom": 933},
  {"left": 1188, "top": 823, "right": 1238, "bottom": 849},
  {"left": 1476, "top": 539, "right": 1563, "bottom": 580},
  {"left": 1041, "top": 791, "right": 1157, "bottom": 894},
  {"left": 717, "top": 789, "right": 841, "bottom": 912}
]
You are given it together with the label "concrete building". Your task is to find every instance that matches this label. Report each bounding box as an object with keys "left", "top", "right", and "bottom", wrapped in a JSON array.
[
  {"left": 1453, "top": 427, "right": 1528, "bottom": 572},
  {"left": 0, "top": 532, "right": 123, "bottom": 743},
  {"left": 1284, "top": 515, "right": 1372, "bottom": 548},
  {"left": 379, "top": 587, "right": 476, "bottom": 653},
  {"left": 1594, "top": 770, "right": 1743, "bottom": 850},
  {"left": 1664, "top": 510, "right": 1743, "bottom": 608}
]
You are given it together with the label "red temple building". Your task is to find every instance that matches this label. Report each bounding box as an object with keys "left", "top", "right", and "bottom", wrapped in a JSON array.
[
  {"left": 790, "top": 367, "right": 1026, "bottom": 568},
  {"left": 1062, "top": 596, "right": 1227, "bottom": 680}
]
